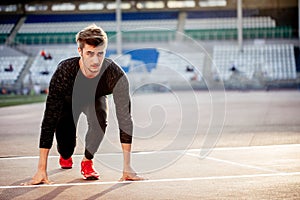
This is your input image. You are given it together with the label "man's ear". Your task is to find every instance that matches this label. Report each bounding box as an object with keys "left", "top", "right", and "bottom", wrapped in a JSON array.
[{"left": 78, "top": 47, "right": 82, "bottom": 56}]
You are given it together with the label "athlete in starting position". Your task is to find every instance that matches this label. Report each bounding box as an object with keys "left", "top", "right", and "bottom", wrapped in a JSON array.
[{"left": 23, "top": 24, "right": 144, "bottom": 185}]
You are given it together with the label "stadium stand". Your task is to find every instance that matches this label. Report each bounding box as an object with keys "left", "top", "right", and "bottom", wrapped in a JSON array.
[
  {"left": 125, "top": 51, "right": 205, "bottom": 91},
  {"left": 155, "top": 50, "right": 204, "bottom": 80},
  {"left": 0, "top": 0, "right": 298, "bottom": 91},
  {"left": 0, "top": 14, "right": 20, "bottom": 44},
  {"left": 15, "top": 12, "right": 179, "bottom": 44},
  {"left": 213, "top": 44, "right": 297, "bottom": 81},
  {"left": 11, "top": 9, "right": 294, "bottom": 45},
  {"left": 184, "top": 17, "right": 276, "bottom": 30},
  {"left": 28, "top": 46, "right": 77, "bottom": 85},
  {"left": 185, "top": 9, "right": 276, "bottom": 30},
  {"left": 25, "top": 46, "right": 161, "bottom": 86},
  {"left": 23, "top": 44, "right": 205, "bottom": 91},
  {"left": 184, "top": 10, "right": 293, "bottom": 40},
  {"left": 0, "top": 45, "right": 28, "bottom": 84},
  {"left": 149, "top": 50, "right": 205, "bottom": 90},
  {"left": 18, "top": 12, "right": 178, "bottom": 32}
]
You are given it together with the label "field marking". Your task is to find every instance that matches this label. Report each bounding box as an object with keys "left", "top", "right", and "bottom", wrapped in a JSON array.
[
  {"left": 186, "top": 153, "right": 280, "bottom": 173},
  {"left": 196, "top": 143, "right": 300, "bottom": 151},
  {"left": 0, "top": 171, "right": 300, "bottom": 189},
  {"left": 1, "top": 143, "right": 300, "bottom": 161}
]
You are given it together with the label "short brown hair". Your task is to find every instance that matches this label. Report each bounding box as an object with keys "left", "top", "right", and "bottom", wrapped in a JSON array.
[{"left": 76, "top": 24, "right": 107, "bottom": 49}]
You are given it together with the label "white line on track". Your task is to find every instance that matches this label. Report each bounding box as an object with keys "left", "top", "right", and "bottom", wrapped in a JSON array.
[
  {"left": 1, "top": 143, "right": 300, "bottom": 161},
  {"left": 1, "top": 172, "right": 300, "bottom": 189},
  {"left": 186, "top": 153, "right": 280, "bottom": 173}
]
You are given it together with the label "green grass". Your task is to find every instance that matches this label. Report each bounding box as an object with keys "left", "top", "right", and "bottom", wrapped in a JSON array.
[{"left": 0, "top": 94, "right": 47, "bottom": 107}]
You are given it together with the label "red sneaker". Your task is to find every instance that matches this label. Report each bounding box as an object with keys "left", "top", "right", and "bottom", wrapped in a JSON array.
[
  {"left": 81, "top": 160, "right": 100, "bottom": 180},
  {"left": 59, "top": 156, "right": 73, "bottom": 169}
]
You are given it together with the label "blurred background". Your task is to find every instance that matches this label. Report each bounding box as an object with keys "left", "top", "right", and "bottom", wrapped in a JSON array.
[
  {"left": 0, "top": 0, "right": 299, "bottom": 100},
  {"left": 0, "top": 3, "right": 300, "bottom": 199}
]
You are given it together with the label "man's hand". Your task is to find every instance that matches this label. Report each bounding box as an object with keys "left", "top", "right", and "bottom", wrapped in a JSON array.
[
  {"left": 120, "top": 143, "right": 147, "bottom": 181},
  {"left": 21, "top": 170, "right": 52, "bottom": 186},
  {"left": 21, "top": 148, "right": 52, "bottom": 186},
  {"left": 119, "top": 166, "right": 146, "bottom": 181}
]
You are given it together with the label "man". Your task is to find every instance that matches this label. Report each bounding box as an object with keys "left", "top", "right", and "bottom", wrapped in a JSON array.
[{"left": 23, "top": 24, "right": 143, "bottom": 185}]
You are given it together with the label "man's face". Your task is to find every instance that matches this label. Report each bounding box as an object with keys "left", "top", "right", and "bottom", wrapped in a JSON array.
[{"left": 78, "top": 43, "right": 107, "bottom": 78}]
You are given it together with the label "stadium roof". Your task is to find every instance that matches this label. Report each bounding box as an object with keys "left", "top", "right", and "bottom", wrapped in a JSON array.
[{"left": 0, "top": 0, "right": 297, "bottom": 14}]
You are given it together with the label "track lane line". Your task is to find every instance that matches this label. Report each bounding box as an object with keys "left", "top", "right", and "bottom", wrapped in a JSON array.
[
  {"left": 1, "top": 143, "right": 300, "bottom": 161},
  {"left": 186, "top": 153, "right": 281, "bottom": 173},
  {"left": 1, "top": 171, "right": 300, "bottom": 189}
]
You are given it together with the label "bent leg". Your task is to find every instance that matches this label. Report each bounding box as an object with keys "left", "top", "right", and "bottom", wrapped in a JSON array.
[
  {"left": 84, "top": 96, "right": 108, "bottom": 160},
  {"left": 56, "top": 98, "right": 79, "bottom": 159}
]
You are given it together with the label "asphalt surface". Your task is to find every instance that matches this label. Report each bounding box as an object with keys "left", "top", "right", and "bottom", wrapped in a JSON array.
[{"left": 0, "top": 90, "right": 299, "bottom": 199}]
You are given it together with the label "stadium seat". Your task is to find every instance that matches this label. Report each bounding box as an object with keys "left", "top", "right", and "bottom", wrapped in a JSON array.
[
  {"left": 0, "top": 56, "right": 28, "bottom": 84},
  {"left": 29, "top": 46, "right": 77, "bottom": 85},
  {"left": 212, "top": 44, "right": 297, "bottom": 82}
]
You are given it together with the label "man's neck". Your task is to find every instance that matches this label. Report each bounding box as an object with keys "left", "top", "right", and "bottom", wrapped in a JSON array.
[{"left": 79, "top": 58, "right": 99, "bottom": 79}]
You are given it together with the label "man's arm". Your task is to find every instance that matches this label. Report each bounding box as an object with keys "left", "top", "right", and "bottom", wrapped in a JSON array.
[
  {"left": 119, "top": 143, "right": 145, "bottom": 181},
  {"left": 122, "top": 143, "right": 132, "bottom": 172},
  {"left": 110, "top": 66, "right": 145, "bottom": 181},
  {"left": 22, "top": 148, "right": 52, "bottom": 185}
]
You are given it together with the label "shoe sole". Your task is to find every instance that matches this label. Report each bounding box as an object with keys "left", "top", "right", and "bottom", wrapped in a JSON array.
[
  {"left": 61, "top": 166, "right": 72, "bottom": 169},
  {"left": 83, "top": 176, "right": 99, "bottom": 180}
]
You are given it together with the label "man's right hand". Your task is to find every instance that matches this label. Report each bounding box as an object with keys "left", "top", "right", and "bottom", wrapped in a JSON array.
[
  {"left": 21, "top": 170, "right": 52, "bottom": 186},
  {"left": 21, "top": 148, "right": 52, "bottom": 186}
]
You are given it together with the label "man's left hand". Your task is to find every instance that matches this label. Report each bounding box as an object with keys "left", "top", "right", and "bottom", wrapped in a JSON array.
[{"left": 119, "top": 168, "right": 147, "bottom": 181}]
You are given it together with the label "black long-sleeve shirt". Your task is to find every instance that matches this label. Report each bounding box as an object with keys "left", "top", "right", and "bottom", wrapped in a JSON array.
[{"left": 39, "top": 57, "right": 133, "bottom": 149}]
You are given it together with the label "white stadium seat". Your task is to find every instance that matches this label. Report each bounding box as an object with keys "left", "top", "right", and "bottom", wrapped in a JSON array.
[{"left": 213, "top": 44, "right": 297, "bottom": 81}]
